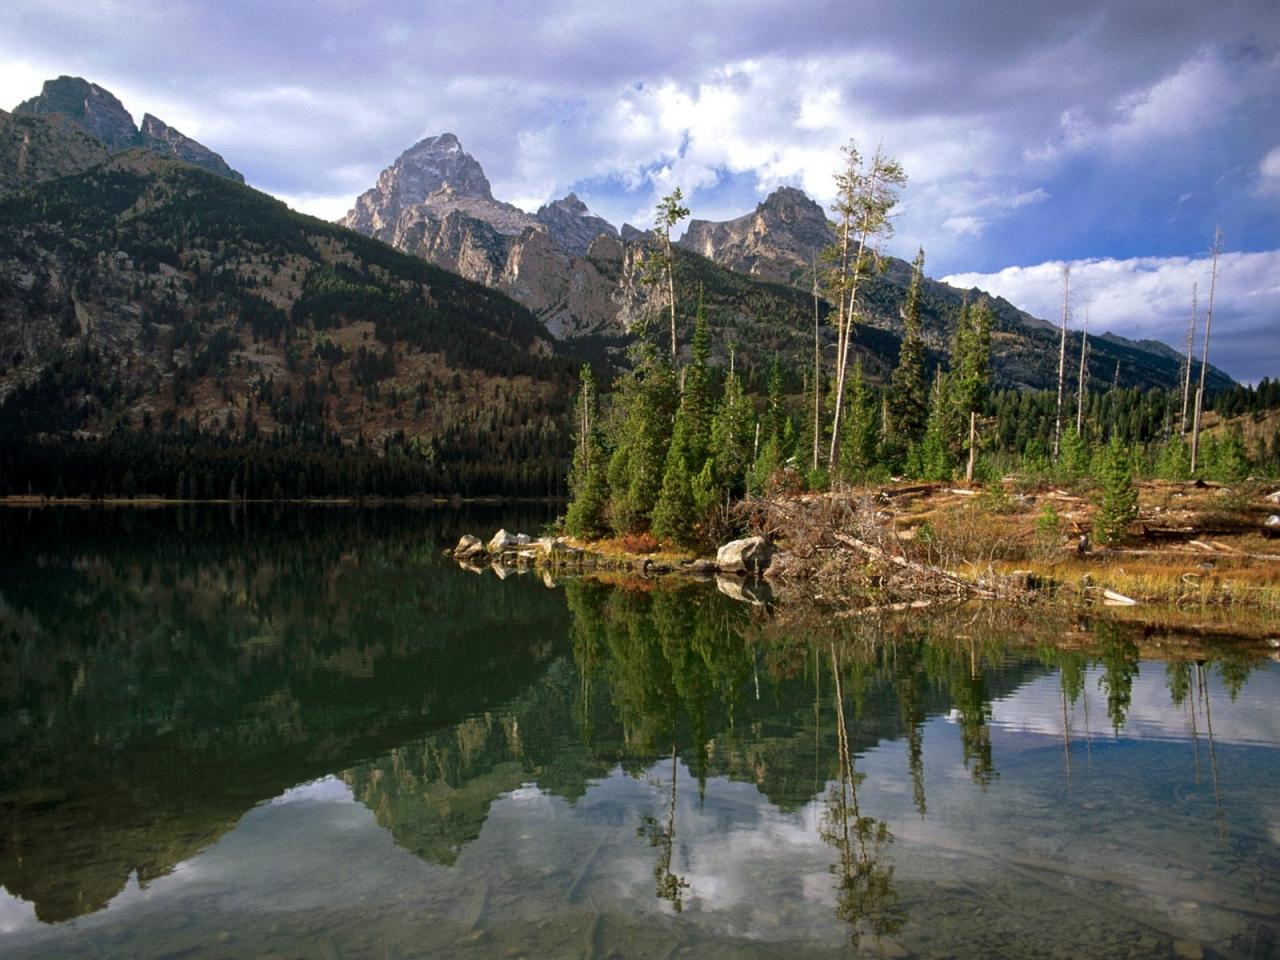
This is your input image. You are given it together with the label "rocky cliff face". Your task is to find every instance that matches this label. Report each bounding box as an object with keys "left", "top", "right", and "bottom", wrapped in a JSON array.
[
  {"left": 13, "top": 76, "right": 244, "bottom": 183},
  {"left": 16, "top": 76, "right": 139, "bottom": 152},
  {"left": 342, "top": 135, "right": 1229, "bottom": 391},
  {"left": 139, "top": 113, "right": 243, "bottom": 183},
  {"left": 342, "top": 133, "right": 508, "bottom": 238},
  {"left": 342, "top": 134, "right": 636, "bottom": 338},
  {"left": 0, "top": 109, "right": 111, "bottom": 195},
  {"left": 534, "top": 193, "right": 618, "bottom": 256},
  {"left": 679, "top": 186, "right": 834, "bottom": 284}
]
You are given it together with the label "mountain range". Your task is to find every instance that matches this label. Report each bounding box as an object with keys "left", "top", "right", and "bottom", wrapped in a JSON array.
[
  {"left": 339, "top": 131, "right": 1232, "bottom": 393},
  {"left": 0, "top": 76, "right": 1235, "bottom": 497}
]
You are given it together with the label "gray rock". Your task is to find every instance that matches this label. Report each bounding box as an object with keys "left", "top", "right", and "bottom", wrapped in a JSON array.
[
  {"left": 453, "top": 534, "right": 484, "bottom": 559},
  {"left": 487, "top": 528, "right": 517, "bottom": 553},
  {"left": 16, "top": 76, "right": 139, "bottom": 151},
  {"left": 716, "top": 536, "right": 773, "bottom": 576},
  {"left": 343, "top": 133, "right": 498, "bottom": 239},
  {"left": 534, "top": 192, "right": 618, "bottom": 256},
  {"left": 677, "top": 187, "right": 835, "bottom": 285},
  {"left": 515, "top": 533, "right": 532, "bottom": 545},
  {"left": 761, "top": 549, "right": 797, "bottom": 580},
  {"left": 139, "top": 113, "right": 243, "bottom": 182}
]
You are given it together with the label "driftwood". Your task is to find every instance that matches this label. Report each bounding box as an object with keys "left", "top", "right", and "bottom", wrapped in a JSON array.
[{"left": 833, "top": 532, "right": 997, "bottom": 599}]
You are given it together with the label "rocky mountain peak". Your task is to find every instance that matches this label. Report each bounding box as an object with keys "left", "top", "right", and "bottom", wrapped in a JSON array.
[
  {"left": 534, "top": 192, "right": 618, "bottom": 256},
  {"left": 139, "top": 113, "right": 244, "bottom": 183},
  {"left": 756, "top": 185, "right": 827, "bottom": 226},
  {"left": 13, "top": 76, "right": 243, "bottom": 182},
  {"left": 343, "top": 132, "right": 495, "bottom": 238},
  {"left": 16, "top": 76, "right": 138, "bottom": 152},
  {"left": 677, "top": 185, "right": 835, "bottom": 283}
]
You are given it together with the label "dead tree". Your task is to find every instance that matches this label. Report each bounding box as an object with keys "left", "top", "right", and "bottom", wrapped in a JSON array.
[
  {"left": 1053, "top": 265, "right": 1070, "bottom": 459},
  {"left": 1190, "top": 228, "right": 1223, "bottom": 473},
  {"left": 813, "top": 255, "right": 822, "bottom": 473},
  {"left": 1180, "top": 283, "right": 1197, "bottom": 436},
  {"left": 1076, "top": 306, "right": 1089, "bottom": 435}
]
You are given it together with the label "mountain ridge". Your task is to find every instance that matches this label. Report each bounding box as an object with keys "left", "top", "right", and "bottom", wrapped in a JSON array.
[
  {"left": 340, "top": 132, "right": 1234, "bottom": 393},
  {"left": 0, "top": 150, "right": 575, "bottom": 495},
  {"left": 13, "top": 75, "right": 243, "bottom": 183}
]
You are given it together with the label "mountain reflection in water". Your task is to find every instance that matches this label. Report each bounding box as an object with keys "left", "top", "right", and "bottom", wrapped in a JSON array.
[{"left": 0, "top": 506, "right": 1277, "bottom": 959}]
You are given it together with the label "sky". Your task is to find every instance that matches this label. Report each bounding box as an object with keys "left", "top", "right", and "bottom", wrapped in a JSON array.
[{"left": 1, "top": 0, "right": 1277, "bottom": 380}]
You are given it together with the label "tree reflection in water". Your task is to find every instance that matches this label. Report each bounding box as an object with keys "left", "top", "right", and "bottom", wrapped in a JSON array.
[
  {"left": 821, "top": 643, "right": 904, "bottom": 948},
  {"left": 638, "top": 744, "right": 689, "bottom": 911}
]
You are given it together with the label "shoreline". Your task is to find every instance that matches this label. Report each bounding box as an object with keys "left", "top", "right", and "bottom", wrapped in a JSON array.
[{"left": 451, "top": 479, "right": 1280, "bottom": 619}]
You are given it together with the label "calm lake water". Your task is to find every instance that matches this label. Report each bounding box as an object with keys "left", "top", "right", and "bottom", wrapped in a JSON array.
[{"left": 1, "top": 506, "right": 1277, "bottom": 959}]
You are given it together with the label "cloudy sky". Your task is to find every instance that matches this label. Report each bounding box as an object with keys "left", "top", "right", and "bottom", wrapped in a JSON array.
[{"left": 2, "top": 0, "right": 1277, "bottom": 380}]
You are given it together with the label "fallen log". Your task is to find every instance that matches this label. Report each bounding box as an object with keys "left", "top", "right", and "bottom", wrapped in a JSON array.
[{"left": 832, "top": 533, "right": 996, "bottom": 598}]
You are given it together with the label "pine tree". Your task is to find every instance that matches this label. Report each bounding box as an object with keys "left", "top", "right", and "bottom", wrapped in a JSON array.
[
  {"left": 606, "top": 341, "right": 676, "bottom": 533},
  {"left": 1213, "top": 426, "right": 1248, "bottom": 483},
  {"left": 565, "top": 364, "right": 609, "bottom": 537},
  {"left": 920, "top": 371, "right": 954, "bottom": 482},
  {"left": 764, "top": 355, "right": 788, "bottom": 452},
  {"left": 1094, "top": 436, "right": 1138, "bottom": 545},
  {"left": 652, "top": 427, "right": 697, "bottom": 545},
  {"left": 888, "top": 248, "right": 928, "bottom": 454},
  {"left": 642, "top": 188, "right": 691, "bottom": 362},
  {"left": 1058, "top": 427, "right": 1088, "bottom": 481},
  {"left": 681, "top": 298, "right": 714, "bottom": 470},
  {"left": 1154, "top": 434, "right": 1190, "bottom": 482},
  {"left": 748, "top": 434, "right": 782, "bottom": 495},
  {"left": 710, "top": 366, "right": 755, "bottom": 495},
  {"left": 951, "top": 298, "right": 992, "bottom": 482}
]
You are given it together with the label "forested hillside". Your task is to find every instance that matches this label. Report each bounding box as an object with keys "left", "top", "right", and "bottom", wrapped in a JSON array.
[{"left": 0, "top": 152, "right": 577, "bottom": 497}]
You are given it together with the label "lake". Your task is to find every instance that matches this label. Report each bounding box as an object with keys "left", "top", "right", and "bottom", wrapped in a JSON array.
[{"left": 1, "top": 506, "right": 1277, "bottom": 959}]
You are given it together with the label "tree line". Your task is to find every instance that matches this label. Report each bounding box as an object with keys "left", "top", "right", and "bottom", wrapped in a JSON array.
[{"left": 565, "top": 150, "right": 1274, "bottom": 548}]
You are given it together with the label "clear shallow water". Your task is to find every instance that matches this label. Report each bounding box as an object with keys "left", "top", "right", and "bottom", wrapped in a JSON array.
[{"left": 0, "top": 506, "right": 1277, "bottom": 959}]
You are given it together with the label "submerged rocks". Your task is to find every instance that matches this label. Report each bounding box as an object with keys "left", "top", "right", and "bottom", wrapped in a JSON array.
[{"left": 716, "top": 536, "right": 773, "bottom": 577}]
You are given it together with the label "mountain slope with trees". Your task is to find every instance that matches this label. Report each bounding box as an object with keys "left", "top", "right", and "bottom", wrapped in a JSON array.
[{"left": 0, "top": 151, "right": 578, "bottom": 497}]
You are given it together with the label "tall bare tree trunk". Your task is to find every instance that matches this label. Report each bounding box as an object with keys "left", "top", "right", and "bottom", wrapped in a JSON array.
[
  {"left": 1180, "top": 283, "right": 1197, "bottom": 436},
  {"left": 1076, "top": 307, "right": 1089, "bottom": 435},
  {"left": 1053, "top": 265, "right": 1070, "bottom": 459},
  {"left": 663, "top": 233, "right": 678, "bottom": 362},
  {"left": 828, "top": 168, "right": 880, "bottom": 471},
  {"left": 812, "top": 256, "right": 821, "bottom": 473},
  {"left": 1190, "top": 228, "right": 1222, "bottom": 474},
  {"left": 827, "top": 198, "right": 854, "bottom": 472},
  {"left": 965, "top": 410, "right": 977, "bottom": 482}
]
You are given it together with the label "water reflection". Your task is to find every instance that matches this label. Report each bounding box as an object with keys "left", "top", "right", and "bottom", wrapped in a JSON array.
[
  {"left": 0, "top": 507, "right": 1277, "bottom": 958},
  {"left": 823, "top": 643, "right": 903, "bottom": 948}
]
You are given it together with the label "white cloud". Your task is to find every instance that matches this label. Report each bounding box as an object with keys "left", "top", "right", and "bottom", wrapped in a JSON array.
[
  {"left": 1032, "top": 46, "right": 1280, "bottom": 163},
  {"left": 274, "top": 191, "right": 360, "bottom": 222},
  {"left": 1259, "top": 146, "right": 1280, "bottom": 195},
  {"left": 943, "top": 215, "right": 985, "bottom": 237},
  {"left": 943, "top": 249, "right": 1280, "bottom": 380}
]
